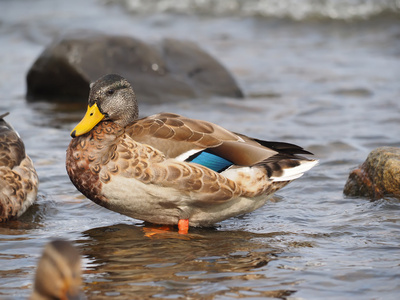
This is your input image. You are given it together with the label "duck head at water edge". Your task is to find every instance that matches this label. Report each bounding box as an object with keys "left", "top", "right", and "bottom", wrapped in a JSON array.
[{"left": 31, "top": 240, "right": 83, "bottom": 300}]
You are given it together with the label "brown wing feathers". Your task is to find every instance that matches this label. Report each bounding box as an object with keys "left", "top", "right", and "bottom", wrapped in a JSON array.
[
  {"left": 126, "top": 113, "right": 313, "bottom": 172},
  {"left": 0, "top": 114, "right": 26, "bottom": 169}
]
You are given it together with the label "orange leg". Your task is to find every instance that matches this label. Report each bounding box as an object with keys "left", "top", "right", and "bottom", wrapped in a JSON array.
[{"left": 178, "top": 219, "right": 189, "bottom": 234}]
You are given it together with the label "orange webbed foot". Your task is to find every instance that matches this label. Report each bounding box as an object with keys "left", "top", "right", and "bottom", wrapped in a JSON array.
[{"left": 143, "top": 225, "right": 174, "bottom": 238}]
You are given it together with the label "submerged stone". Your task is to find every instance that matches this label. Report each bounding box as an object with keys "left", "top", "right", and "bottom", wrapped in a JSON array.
[
  {"left": 26, "top": 33, "right": 243, "bottom": 103},
  {"left": 343, "top": 147, "right": 400, "bottom": 199}
]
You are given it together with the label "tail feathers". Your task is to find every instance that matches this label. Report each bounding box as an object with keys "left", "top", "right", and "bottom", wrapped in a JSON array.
[
  {"left": 0, "top": 112, "right": 10, "bottom": 119},
  {"left": 271, "top": 159, "right": 318, "bottom": 182},
  {"left": 254, "top": 139, "right": 313, "bottom": 156}
]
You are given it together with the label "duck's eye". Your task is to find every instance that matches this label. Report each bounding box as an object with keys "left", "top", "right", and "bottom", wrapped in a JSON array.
[{"left": 106, "top": 89, "right": 114, "bottom": 96}]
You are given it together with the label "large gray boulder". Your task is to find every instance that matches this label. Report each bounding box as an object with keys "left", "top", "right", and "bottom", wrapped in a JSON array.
[
  {"left": 343, "top": 147, "right": 400, "bottom": 200},
  {"left": 26, "top": 33, "right": 243, "bottom": 103}
]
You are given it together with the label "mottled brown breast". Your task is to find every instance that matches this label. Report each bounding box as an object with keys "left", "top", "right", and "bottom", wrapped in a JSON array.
[{"left": 66, "top": 121, "right": 124, "bottom": 208}]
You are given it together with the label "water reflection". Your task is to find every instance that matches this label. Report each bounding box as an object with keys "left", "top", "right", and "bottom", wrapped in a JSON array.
[
  {"left": 0, "top": 198, "right": 48, "bottom": 232},
  {"left": 79, "top": 224, "right": 295, "bottom": 299}
]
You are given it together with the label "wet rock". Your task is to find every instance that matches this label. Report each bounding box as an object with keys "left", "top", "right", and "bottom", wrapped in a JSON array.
[
  {"left": 343, "top": 147, "right": 400, "bottom": 199},
  {"left": 26, "top": 33, "right": 243, "bottom": 103}
]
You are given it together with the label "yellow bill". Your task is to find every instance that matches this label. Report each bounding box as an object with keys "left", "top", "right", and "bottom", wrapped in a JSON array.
[{"left": 70, "top": 103, "right": 104, "bottom": 138}]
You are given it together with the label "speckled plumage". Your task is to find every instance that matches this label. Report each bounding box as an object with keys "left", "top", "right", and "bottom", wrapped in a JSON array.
[
  {"left": 66, "top": 74, "right": 317, "bottom": 228},
  {"left": 0, "top": 113, "right": 38, "bottom": 222}
]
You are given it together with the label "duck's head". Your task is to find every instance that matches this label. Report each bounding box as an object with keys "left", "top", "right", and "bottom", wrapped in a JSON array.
[
  {"left": 71, "top": 74, "right": 139, "bottom": 138},
  {"left": 31, "top": 240, "right": 83, "bottom": 300}
]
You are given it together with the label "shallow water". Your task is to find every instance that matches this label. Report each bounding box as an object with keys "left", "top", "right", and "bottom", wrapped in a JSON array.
[{"left": 1, "top": 0, "right": 400, "bottom": 299}]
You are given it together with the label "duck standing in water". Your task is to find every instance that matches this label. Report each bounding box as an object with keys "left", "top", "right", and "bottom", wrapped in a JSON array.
[
  {"left": 0, "top": 112, "right": 38, "bottom": 222},
  {"left": 66, "top": 74, "right": 317, "bottom": 234}
]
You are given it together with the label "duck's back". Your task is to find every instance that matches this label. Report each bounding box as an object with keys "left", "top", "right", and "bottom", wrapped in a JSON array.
[{"left": 0, "top": 113, "right": 38, "bottom": 221}]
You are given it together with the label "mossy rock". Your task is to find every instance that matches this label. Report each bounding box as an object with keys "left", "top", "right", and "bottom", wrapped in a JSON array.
[{"left": 344, "top": 147, "right": 400, "bottom": 199}]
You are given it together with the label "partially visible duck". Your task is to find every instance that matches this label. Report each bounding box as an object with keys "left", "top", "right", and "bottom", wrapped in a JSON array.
[
  {"left": 66, "top": 74, "right": 317, "bottom": 234},
  {"left": 0, "top": 112, "right": 38, "bottom": 222},
  {"left": 31, "top": 240, "right": 84, "bottom": 300}
]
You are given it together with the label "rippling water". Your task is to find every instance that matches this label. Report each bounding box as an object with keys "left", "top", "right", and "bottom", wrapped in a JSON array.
[
  {"left": 117, "top": 0, "right": 400, "bottom": 20},
  {"left": 1, "top": 0, "right": 400, "bottom": 299}
]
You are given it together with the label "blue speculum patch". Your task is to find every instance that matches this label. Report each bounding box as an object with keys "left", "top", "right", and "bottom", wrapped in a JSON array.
[{"left": 187, "top": 151, "right": 233, "bottom": 172}]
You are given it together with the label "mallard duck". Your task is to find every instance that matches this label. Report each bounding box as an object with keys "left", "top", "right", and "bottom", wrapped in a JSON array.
[
  {"left": 31, "top": 240, "right": 84, "bottom": 300},
  {"left": 66, "top": 74, "right": 317, "bottom": 234},
  {"left": 0, "top": 112, "right": 38, "bottom": 222}
]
